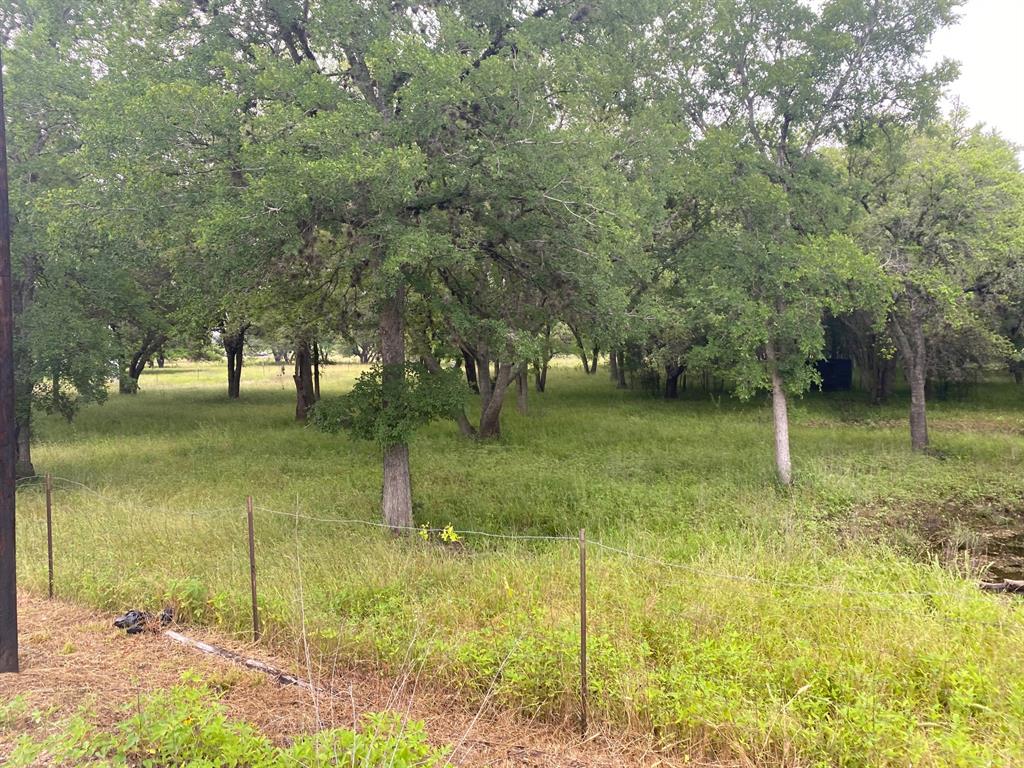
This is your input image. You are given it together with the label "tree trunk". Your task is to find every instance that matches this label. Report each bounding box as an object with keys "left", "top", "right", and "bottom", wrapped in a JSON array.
[
  {"left": 12, "top": 258, "right": 37, "bottom": 480},
  {"left": 609, "top": 349, "right": 619, "bottom": 382},
  {"left": 14, "top": 415, "right": 32, "bottom": 479},
  {"left": 477, "top": 350, "right": 494, "bottom": 413},
  {"left": 223, "top": 325, "right": 248, "bottom": 399},
  {"left": 382, "top": 443, "right": 413, "bottom": 533},
  {"left": 157, "top": 351, "right": 165, "bottom": 368},
  {"left": 589, "top": 347, "right": 599, "bottom": 374},
  {"left": 535, "top": 325, "right": 552, "bottom": 393},
  {"left": 516, "top": 367, "right": 528, "bottom": 414},
  {"left": 908, "top": 360, "right": 929, "bottom": 451},
  {"left": 871, "top": 357, "right": 895, "bottom": 405},
  {"left": 379, "top": 284, "right": 413, "bottom": 531},
  {"left": 890, "top": 314, "right": 929, "bottom": 452},
  {"left": 533, "top": 357, "right": 550, "bottom": 393},
  {"left": 118, "top": 364, "right": 138, "bottom": 395},
  {"left": 664, "top": 363, "right": 683, "bottom": 399},
  {"left": 478, "top": 362, "right": 516, "bottom": 439},
  {"left": 766, "top": 343, "right": 793, "bottom": 486},
  {"left": 312, "top": 340, "right": 321, "bottom": 400},
  {"left": 120, "top": 353, "right": 147, "bottom": 394},
  {"left": 569, "top": 325, "right": 591, "bottom": 373},
  {"left": 616, "top": 350, "right": 627, "bottom": 388},
  {"left": 119, "top": 334, "right": 162, "bottom": 395},
  {"left": 292, "top": 338, "right": 316, "bottom": 421},
  {"left": 462, "top": 348, "right": 479, "bottom": 393}
]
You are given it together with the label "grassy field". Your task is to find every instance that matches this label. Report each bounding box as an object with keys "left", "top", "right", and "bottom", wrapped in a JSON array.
[{"left": 12, "top": 360, "right": 1024, "bottom": 766}]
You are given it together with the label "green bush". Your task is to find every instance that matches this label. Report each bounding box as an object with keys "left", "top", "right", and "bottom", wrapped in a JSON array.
[{"left": 310, "top": 363, "right": 466, "bottom": 447}]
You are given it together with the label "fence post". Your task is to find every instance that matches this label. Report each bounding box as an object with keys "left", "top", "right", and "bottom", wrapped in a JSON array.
[
  {"left": 246, "top": 496, "right": 260, "bottom": 642},
  {"left": 579, "top": 527, "right": 588, "bottom": 737},
  {"left": 45, "top": 474, "right": 53, "bottom": 599}
]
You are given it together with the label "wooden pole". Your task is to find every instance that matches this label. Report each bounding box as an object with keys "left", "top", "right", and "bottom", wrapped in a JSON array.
[
  {"left": 0, "top": 46, "right": 20, "bottom": 673},
  {"left": 246, "top": 496, "right": 260, "bottom": 642},
  {"left": 579, "top": 528, "right": 587, "bottom": 737},
  {"left": 45, "top": 474, "right": 53, "bottom": 599}
]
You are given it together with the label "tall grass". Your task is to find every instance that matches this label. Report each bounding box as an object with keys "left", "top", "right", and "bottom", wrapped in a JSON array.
[{"left": 13, "top": 361, "right": 1024, "bottom": 766}]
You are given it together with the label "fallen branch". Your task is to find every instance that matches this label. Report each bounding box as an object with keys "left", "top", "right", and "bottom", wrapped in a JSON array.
[
  {"left": 979, "top": 579, "right": 1024, "bottom": 594},
  {"left": 163, "top": 629, "right": 312, "bottom": 689}
]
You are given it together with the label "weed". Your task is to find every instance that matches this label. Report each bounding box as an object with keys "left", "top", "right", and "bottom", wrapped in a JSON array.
[{"left": 7, "top": 680, "right": 450, "bottom": 767}]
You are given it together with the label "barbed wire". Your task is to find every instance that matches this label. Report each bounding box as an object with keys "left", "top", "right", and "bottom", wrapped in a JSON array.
[
  {"left": 14, "top": 473, "right": 1024, "bottom": 610},
  {"left": 252, "top": 505, "right": 578, "bottom": 542},
  {"left": 251, "top": 502, "right": 1015, "bottom": 604}
]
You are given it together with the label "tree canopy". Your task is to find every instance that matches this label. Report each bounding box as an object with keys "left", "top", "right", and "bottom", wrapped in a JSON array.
[{"left": 4, "top": 0, "right": 1022, "bottom": 511}]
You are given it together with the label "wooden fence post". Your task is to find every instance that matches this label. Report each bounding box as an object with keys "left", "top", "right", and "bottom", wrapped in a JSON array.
[
  {"left": 579, "top": 527, "right": 588, "bottom": 737},
  {"left": 45, "top": 474, "right": 53, "bottom": 599},
  {"left": 246, "top": 496, "right": 260, "bottom": 642}
]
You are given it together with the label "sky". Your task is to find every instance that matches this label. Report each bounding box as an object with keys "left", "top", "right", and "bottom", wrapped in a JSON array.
[{"left": 926, "top": 0, "right": 1024, "bottom": 152}]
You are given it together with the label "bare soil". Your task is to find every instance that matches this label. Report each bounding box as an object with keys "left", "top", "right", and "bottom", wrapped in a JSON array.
[
  {"left": 848, "top": 495, "right": 1024, "bottom": 580},
  {"left": 0, "top": 592, "right": 707, "bottom": 767}
]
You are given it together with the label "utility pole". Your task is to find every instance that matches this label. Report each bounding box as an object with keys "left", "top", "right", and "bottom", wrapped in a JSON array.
[{"left": 0, "top": 46, "right": 21, "bottom": 673}]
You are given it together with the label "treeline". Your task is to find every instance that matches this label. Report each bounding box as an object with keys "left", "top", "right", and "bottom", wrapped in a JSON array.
[{"left": 4, "top": 0, "right": 1022, "bottom": 525}]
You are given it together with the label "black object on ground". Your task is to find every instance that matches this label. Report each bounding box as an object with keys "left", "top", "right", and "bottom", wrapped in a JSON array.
[{"left": 114, "top": 607, "right": 174, "bottom": 634}]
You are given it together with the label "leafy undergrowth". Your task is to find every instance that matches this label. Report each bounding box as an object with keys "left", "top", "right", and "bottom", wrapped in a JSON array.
[
  {"left": 13, "top": 362, "right": 1024, "bottom": 766},
  {"left": 4, "top": 677, "right": 450, "bottom": 767}
]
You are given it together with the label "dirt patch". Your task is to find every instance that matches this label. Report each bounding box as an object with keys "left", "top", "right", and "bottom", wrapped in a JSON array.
[
  {"left": 913, "top": 499, "right": 1024, "bottom": 580},
  {"left": 0, "top": 592, "right": 709, "bottom": 768},
  {"left": 851, "top": 496, "right": 1024, "bottom": 580}
]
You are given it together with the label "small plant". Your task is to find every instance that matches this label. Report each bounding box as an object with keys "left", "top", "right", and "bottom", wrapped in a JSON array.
[
  {"left": 439, "top": 525, "right": 462, "bottom": 545},
  {"left": 417, "top": 523, "right": 462, "bottom": 545},
  {"left": 7, "top": 679, "right": 452, "bottom": 767},
  {"left": 0, "top": 695, "right": 29, "bottom": 732}
]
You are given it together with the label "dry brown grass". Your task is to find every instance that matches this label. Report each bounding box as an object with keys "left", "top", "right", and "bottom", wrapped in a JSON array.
[{"left": 0, "top": 592, "right": 708, "bottom": 767}]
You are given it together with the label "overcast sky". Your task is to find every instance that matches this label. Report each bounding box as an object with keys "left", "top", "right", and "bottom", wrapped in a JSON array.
[{"left": 927, "top": 0, "right": 1024, "bottom": 152}]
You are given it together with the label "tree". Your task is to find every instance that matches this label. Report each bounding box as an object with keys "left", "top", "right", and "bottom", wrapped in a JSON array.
[
  {"left": 653, "top": 0, "right": 958, "bottom": 483},
  {"left": 992, "top": 259, "right": 1024, "bottom": 385},
  {"left": 849, "top": 119, "right": 1024, "bottom": 450},
  {"left": 82, "top": 0, "right": 658, "bottom": 526},
  {"left": 2, "top": 0, "right": 120, "bottom": 475},
  {"left": 674, "top": 134, "right": 886, "bottom": 484}
]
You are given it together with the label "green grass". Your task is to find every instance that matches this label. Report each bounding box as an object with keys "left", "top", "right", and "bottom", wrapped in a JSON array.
[
  {"left": 13, "top": 360, "right": 1024, "bottom": 766},
  {"left": 5, "top": 676, "right": 450, "bottom": 767}
]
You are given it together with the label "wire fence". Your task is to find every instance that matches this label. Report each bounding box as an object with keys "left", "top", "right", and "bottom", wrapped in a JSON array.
[
  {"left": 16, "top": 473, "right": 1021, "bottom": 600},
  {"left": 12, "top": 472, "right": 1024, "bottom": 735}
]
